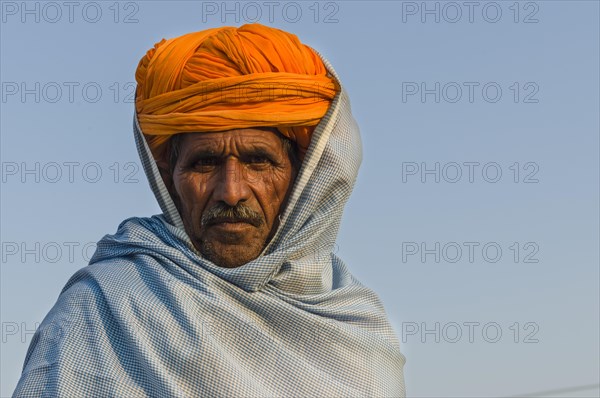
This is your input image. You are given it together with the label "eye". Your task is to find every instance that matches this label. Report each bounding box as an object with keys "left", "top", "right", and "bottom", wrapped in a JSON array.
[
  {"left": 196, "top": 158, "right": 217, "bottom": 165},
  {"left": 245, "top": 155, "right": 275, "bottom": 170},
  {"left": 192, "top": 157, "right": 219, "bottom": 170},
  {"left": 247, "top": 156, "right": 271, "bottom": 164}
]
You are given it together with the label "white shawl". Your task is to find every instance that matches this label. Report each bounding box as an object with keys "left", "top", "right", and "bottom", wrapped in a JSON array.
[{"left": 13, "top": 54, "right": 406, "bottom": 398}]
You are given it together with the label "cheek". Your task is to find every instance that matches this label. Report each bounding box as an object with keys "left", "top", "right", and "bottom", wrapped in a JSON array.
[
  {"left": 273, "top": 169, "right": 294, "bottom": 199},
  {"left": 253, "top": 168, "right": 293, "bottom": 218},
  {"left": 174, "top": 174, "right": 210, "bottom": 218}
]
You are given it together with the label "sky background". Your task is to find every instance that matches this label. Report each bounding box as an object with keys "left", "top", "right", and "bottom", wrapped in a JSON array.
[{"left": 1, "top": 1, "right": 599, "bottom": 397}]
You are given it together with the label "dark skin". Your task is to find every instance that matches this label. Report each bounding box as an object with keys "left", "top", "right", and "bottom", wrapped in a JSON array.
[{"left": 159, "top": 128, "right": 297, "bottom": 268}]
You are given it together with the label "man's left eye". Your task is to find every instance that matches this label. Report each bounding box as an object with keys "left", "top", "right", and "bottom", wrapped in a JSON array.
[{"left": 247, "top": 156, "right": 271, "bottom": 164}]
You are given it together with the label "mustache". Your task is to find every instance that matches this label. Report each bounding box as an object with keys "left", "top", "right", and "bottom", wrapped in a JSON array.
[{"left": 201, "top": 202, "right": 264, "bottom": 228}]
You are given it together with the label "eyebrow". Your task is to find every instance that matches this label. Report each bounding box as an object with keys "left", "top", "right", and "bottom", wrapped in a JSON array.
[{"left": 239, "top": 147, "right": 277, "bottom": 159}]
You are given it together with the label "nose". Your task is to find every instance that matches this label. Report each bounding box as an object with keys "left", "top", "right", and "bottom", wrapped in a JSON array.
[{"left": 213, "top": 157, "right": 251, "bottom": 207}]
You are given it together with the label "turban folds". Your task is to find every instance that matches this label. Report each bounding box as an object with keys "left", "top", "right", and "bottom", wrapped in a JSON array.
[{"left": 135, "top": 24, "right": 339, "bottom": 162}]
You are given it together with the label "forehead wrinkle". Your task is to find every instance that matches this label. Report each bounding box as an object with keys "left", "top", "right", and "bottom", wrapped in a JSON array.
[{"left": 181, "top": 131, "right": 284, "bottom": 158}]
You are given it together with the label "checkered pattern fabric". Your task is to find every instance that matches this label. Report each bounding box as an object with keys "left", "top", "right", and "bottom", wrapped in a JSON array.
[{"left": 13, "top": 54, "right": 406, "bottom": 397}]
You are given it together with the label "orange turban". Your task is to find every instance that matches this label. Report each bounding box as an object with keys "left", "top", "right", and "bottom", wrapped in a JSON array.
[{"left": 135, "top": 23, "right": 339, "bottom": 163}]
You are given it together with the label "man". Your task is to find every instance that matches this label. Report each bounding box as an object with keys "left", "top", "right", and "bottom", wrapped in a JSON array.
[{"left": 14, "top": 24, "right": 406, "bottom": 397}]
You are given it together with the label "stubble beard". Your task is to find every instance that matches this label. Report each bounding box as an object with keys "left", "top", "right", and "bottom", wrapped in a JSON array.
[{"left": 197, "top": 237, "right": 267, "bottom": 268}]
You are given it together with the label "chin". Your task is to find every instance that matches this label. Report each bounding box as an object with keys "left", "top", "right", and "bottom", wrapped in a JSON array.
[
  {"left": 211, "top": 255, "right": 254, "bottom": 269},
  {"left": 197, "top": 239, "right": 262, "bottom": 268}
]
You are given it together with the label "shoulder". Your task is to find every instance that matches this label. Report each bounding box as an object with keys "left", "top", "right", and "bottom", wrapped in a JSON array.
[
  {"left": 15, "top": 260, "right": 152, "bottom": 397},
  {"left": 61, "top": 255, "right": 169, "bottom": 311}
]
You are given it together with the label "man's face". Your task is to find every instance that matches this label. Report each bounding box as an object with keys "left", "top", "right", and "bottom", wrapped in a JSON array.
[{"left": 168, "top": 128, "right": 297, "bottom": 268}]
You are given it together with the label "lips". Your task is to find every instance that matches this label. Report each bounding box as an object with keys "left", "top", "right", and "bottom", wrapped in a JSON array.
[
  {"left": 207, "top": 216, "right": 261, "bottom": 227},
  {"left": 209, "top": 220, "right": 254, "bottom": 233}
]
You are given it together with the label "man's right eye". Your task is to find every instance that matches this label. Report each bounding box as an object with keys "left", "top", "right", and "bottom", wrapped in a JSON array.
[{"left": 194, "top": 158, "right": 219, "bottom": 169}]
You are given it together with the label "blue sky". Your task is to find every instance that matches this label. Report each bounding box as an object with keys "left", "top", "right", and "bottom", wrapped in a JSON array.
[{"left": 1, "top": 1, "right": 599, "bottom": 396}]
